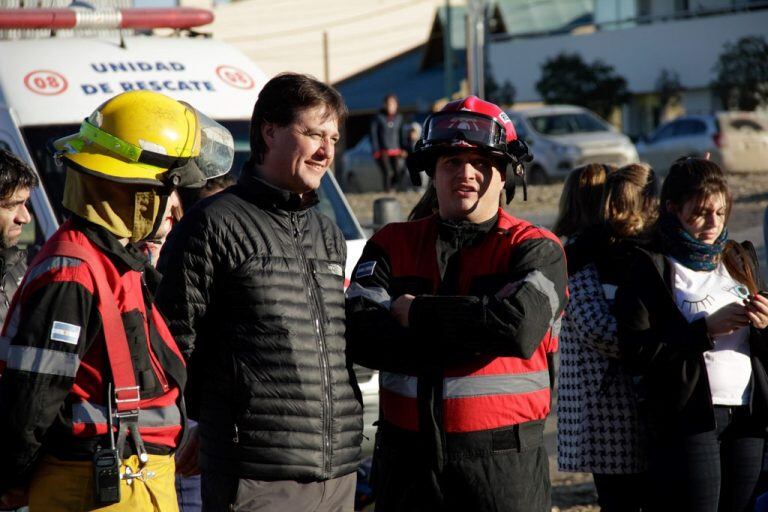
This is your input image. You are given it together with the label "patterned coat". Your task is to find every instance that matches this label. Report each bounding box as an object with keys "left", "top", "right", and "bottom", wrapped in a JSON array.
[{"left": 557, "top": 258, "right": 648, "bottom": 474}]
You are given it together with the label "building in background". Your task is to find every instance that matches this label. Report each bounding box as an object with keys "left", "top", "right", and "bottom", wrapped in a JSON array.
[
  {"left": 489, "top": 0, "right": 768, "bottom": 137},
  {"left": 194, "top": 0, "right": 457, "bottom": 84}
]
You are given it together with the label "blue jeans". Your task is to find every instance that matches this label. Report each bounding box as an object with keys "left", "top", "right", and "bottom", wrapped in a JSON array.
[
  {"left": 648, "top": 405, "right": 764, "bottom": 512},
  {"left": 176, "top": 474, "right": 202, "bottom": 512}
]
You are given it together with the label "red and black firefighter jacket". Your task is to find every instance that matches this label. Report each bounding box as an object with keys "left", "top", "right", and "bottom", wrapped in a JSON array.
[
  {"left": 346, "top": 209, "right": 567, "bottom": 453},
  {"left": 0, "top": 218, "right": 185, "bottom": 492}
]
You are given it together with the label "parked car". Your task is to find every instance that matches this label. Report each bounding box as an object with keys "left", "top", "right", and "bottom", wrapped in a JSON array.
[
  {"left": 637, "top": 112, "right": 768, "bottom": 175},
  {"left": 340, "top": 136, "right": 382, "bottom": 193},
  {"left": 506, "top": 105, "right": 639, "bottom": 184}
]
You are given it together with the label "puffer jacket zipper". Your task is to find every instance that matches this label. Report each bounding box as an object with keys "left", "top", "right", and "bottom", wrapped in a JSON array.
[{"left": 290, "top": 212, "right": 332, "bottom": 478}]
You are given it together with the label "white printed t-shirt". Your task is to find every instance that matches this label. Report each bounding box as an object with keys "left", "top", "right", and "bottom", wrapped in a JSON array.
[{"left": 670, "top": 257, "right": 752, "bottom": 406}]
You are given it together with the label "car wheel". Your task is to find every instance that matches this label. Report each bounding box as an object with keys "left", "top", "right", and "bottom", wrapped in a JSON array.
[{"left": 528, "top": 165, "right": 549, "bottom": 185}]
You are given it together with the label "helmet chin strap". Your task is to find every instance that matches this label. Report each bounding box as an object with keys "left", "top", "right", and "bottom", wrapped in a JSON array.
[
  {"left": 504, "top": 163, "right": 527, "bottom": 204},
  {"left": 144, "top": 194, "right": 169, "bottom": 243}
]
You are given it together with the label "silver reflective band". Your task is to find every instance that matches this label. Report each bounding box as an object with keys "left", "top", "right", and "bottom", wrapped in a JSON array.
[
  {"left": 381, "top": 370, "right": 551, "bottom": 400},
  {"left": 502, "top": 270, "right": 559, "bottom": 318},
  {"left": 524, "top": 270, "right": 559, "bottom": 316},
  {"left": 444, "top": 370, "right": 550, "bottom": 399},
  {"left": 551, "top": 316, "right": 562, "bottom": 338},
  {"left": 7, "top": 345, "right": 80, "bottom": 377},
  {"left": 24, "top": 256, "right": 84, "bottom": 292},
  {"left": 73, "top": 401, "right": 182, "bottom": 428},
  {"left": 380, "top": 371, "right": 417, "bottom": 398},
  {"left": 345, "top": 282, "right": 392, "bottom": 309}
]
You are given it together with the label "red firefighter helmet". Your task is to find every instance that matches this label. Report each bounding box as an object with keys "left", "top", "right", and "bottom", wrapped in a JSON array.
[{"left": 407, "top": 95, "right": 532, "bottom": 202}]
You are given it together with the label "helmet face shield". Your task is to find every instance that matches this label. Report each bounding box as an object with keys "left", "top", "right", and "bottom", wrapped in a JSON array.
[
  {"left": 422, "top": 111, "right": 507, "bottom": 153},
  {"left": 185, "top": 104, "right": 234, "bottom": 183}
]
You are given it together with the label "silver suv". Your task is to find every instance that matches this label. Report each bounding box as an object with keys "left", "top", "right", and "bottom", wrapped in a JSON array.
[
  {"left": 637, "top": 113, "right": 768, "bottom": 175},
  {"left": 507, "top": 105, "right": 639, "bottom": 183}
]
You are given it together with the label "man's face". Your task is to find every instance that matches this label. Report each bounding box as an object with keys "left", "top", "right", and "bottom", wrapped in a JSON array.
[
  {"left": 260, "top": 106, "right": 340, "bottom": 194},
  {"left": 434, "top": 150, "right": 503, "bottom": 223},
  {"left": 153, "top": 189, "right": 182, "bottom": 242},
  {"left": 0, "top": 186, "right": 32, "bottom": 249}
]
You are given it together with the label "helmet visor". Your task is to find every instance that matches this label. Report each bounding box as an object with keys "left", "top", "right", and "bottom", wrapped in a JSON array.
[
  {"left": 191, "top": 107, "right": 235, "bottom": 182},
  {"left": 422, "top": 111, "right": 507, "bottom": 151}
]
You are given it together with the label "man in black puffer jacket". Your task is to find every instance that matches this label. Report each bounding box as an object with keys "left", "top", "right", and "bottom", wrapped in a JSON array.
[
  {"left": 156, "top": 73, "right": 363, "bottom": 512},
  {"left": 0, "top": 149, "right": 37, "bottom": 324}
]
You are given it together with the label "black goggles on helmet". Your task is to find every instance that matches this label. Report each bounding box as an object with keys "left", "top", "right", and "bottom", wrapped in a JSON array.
[{"left": 421, "top": 111, "right": 508, "bottom": 153}]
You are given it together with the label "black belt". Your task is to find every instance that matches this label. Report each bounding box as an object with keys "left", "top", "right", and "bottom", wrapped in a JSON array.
[
  {"left": 378, "top": 419, "right": 545, "bottom": 457},
  {"left": 46, "top": 433, "right": 173, "bottom": 462}
]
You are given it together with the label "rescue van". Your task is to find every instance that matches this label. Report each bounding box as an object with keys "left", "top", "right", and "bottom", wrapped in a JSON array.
[{"left": 0, "top": 6, "right": 367, "bottom": 279}]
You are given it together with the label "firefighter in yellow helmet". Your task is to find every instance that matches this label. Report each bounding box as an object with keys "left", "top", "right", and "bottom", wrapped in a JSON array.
[{"left": 0, "top": 90, "right": 233, "bottom": 511}]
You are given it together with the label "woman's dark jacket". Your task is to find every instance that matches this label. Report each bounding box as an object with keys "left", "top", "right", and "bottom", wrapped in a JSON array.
[
  {"left": 615, "top": 241, "right": 768, "bottom": 435},
  {"left": 155, "top": 171, "right": 363, "bottom": 481}
]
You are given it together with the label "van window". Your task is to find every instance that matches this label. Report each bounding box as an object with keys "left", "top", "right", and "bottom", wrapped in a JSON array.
[{"left": 527, "top": 113, "right": 609, "bottom": 136}]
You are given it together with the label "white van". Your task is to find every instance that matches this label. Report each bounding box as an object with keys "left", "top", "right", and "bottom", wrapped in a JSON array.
[{"left": 0, "top": 7, "right": 367, "bottom": 279}]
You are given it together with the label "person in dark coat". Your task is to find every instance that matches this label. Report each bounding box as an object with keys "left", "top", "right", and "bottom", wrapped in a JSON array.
[
  {"left": 0, "top": 149, "right": 37, "bottom": 325},
  {"left": 616, "top": 157, "right": 768, "bottom": 512},
  {"left": 155, "top": 73, "right": 363, "bottom": 512},
  {"left": 370, "top": 93, "right": 405, "bottom": 192},
  {"left": 557, "top": 163, "right": 656, "bottom": 512}
]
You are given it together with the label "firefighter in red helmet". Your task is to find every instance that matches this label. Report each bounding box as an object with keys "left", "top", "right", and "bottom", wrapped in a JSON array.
[{"left": 346, "top": 96, "right": 566, "bottom": 511}]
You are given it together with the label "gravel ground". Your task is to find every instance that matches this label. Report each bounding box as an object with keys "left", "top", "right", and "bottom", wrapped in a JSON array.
[{"left": 344, "top": 172, "right": 768, "bottom": 512}]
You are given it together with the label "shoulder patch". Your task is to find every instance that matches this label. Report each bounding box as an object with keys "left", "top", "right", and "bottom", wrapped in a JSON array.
[
  {"left": 355, "top": 261, "right": 377, "bottom": 279},
  {"left": 50, "top": 321, "right": 81, "bottom": 346},
  {"left": 327, "top": 263, "right": 344, "bottom": 276}
]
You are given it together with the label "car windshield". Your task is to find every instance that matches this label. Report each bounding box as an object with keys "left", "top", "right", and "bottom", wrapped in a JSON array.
[
  {"left": 21, "top": 120, "right": 364, "bottom": 241},
  {"left": 527, "top": 113, "right": 610, "bottom": 136}
]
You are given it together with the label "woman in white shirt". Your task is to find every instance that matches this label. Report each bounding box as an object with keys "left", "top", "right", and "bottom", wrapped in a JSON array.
[{"left": 616, "top": 157, "right": 768, "bottom": 512}]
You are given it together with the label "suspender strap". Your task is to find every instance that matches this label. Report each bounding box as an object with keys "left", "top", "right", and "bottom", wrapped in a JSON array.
[{"left": 33, "top": 241, "right": 140, "bottom": 414}]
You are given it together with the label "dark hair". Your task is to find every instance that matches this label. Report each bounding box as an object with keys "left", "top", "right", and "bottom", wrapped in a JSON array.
[
  {"left": 248, "top": 73, "right": 347, "bottom": 165},
  {"left": 0, "top": 149, "right": 39, "bottom": 200},
  {"left": 408, "top": 181, "right": 438, "bottom": 220},
  {"left": 601, "top": 163, "right": 659, "bottom": 238},
  {"left": 660, "top": 157, "right": 731, "bottom": 222},
  {"left": 659, "top": 157, "right": 755, "bottom": 289},
  {"left": 553, "top": 163, "right": 615, "bottom": 238}
]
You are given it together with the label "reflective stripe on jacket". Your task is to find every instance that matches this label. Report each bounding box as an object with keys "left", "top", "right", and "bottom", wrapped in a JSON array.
[
  {"left": 347, "top": 209, "right": 566, "bottom": 433},
  {"left": 0, "top": 221, "right": 185, "bottom": 449}
]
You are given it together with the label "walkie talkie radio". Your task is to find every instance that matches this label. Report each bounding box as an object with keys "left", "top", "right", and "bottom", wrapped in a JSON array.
[{"left": 93, "top": 383, "right": 121, "bottom": 505}]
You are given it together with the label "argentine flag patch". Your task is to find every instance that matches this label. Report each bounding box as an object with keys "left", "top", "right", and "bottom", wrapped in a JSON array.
[
  {"left": 355, "top": 261, "right": 377, "bottom": 279},
  {"left": 50, "top": 321, "right": 81, "bottom": 346}
]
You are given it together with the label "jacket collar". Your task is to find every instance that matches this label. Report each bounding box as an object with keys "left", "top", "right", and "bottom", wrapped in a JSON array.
[
  {"left": 0, "top": 246, "right": 24, "bottom": 278},
  {"left": 236, "top": 166, "right": 319, "bottom": 212},
  {"left": 70, "top": 217, "right": 147, "bottom": 272}
]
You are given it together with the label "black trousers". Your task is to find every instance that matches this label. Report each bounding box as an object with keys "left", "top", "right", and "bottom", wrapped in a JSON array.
[
  {"left": 371, "top": 421, "right": 550, "bottom": 512},
  {"left": 374, "top": 155, "right": 403, "bottom": 192},
  {"left": 593, "top": 472, "right": 649, "bottom": 512},
  {"left": 647, "top": 405, "right": 764, "bottom": 512}
]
